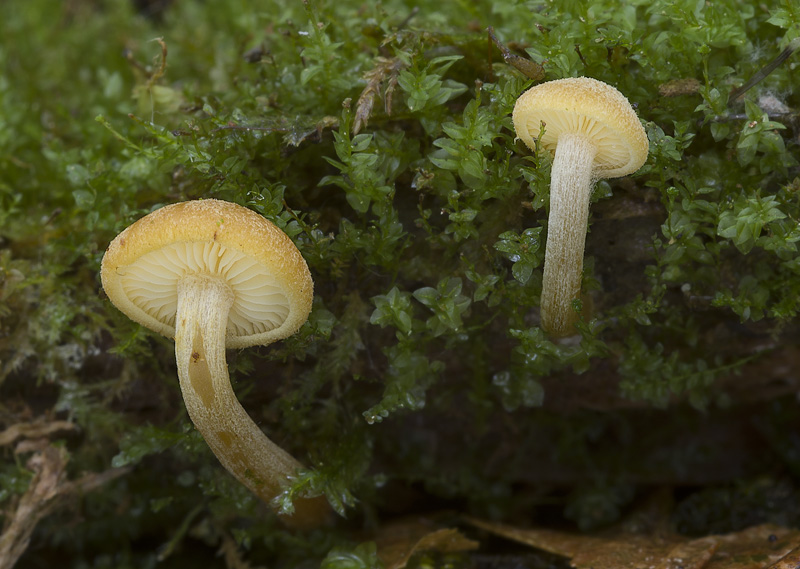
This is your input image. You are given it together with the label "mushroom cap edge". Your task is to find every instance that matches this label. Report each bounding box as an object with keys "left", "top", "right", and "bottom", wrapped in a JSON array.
[
  {"left": 512, "top": 76, "right": 649, "bottom": 179},
  {"left": 100, "top": 199, "right": 314, "bottom": 349}
]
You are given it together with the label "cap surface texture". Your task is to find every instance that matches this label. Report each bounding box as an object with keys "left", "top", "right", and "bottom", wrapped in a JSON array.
[
  {"left": 101, "top": 199, "right": 313, "bottom": 348},
  {"left": 512, "top": 76, "right": 648, "bottom": 178}
]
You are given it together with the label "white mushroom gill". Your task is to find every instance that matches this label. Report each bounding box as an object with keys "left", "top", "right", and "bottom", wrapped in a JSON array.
[
  {"left": 118, "top": 240, "right": 291, "bottom": 337},
  {"left": 527, "top": 112, "right": 637, "bottom": 176}
]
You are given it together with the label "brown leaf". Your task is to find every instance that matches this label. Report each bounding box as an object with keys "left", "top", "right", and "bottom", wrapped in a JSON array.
[
  {"left": 467, "top": 518, "right": 800, "bottom": 569},
  {"left": 375, "top": 519, "right": 479, "bottom": 569},
  {"left": 769, "top": 545, "right": 800, "bottom": 569},
  {"left": 707, "top": 526, "right": 800, "bottom": 569},
  {"left": 352, "top": 57, "right": 407, "bottom": 135}
]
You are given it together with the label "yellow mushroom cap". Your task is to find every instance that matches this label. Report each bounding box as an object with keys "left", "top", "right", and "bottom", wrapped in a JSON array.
[
  {"left": 512, "top": 77, "right": 649, "bottom": 178},
  {"left": 101, "top": 199, "right": 313, "bottom": 349}
]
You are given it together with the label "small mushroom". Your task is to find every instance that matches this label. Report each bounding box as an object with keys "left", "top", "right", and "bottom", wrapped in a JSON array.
[
  {"left": 512, "top": 77, "right": 649, "bottom": 336},
  {"left": 101, "top": 199, "right": 329, "bottom": 528}
]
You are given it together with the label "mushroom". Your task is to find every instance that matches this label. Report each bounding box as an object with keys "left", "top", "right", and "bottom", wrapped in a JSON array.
[
  {"left": 512, "top": 77, "right": 649, "bottom": 336},
  {"left": 101, "top": 199, "right": 329, "bottom": 528}
]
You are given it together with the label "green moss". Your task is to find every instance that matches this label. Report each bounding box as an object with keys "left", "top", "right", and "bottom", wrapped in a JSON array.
[{"left": 2, "top": 0, "right": 800, "bottom": 566}]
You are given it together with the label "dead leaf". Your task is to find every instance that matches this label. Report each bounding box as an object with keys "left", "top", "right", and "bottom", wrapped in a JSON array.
[
  {"left": 375, "top": 518, "right": 479, "bottom": 569},
  {"left": 467, "top": 518, "right": 800, "bottom": 569},
  {"left": 707, "top": 526, "right": 800, "bottom": 569},
  {"left": 769, "top": 545, "right": 800, "bottom": 569},
  {"left": 352, "top": 57, "right": 407, "bottom": 135},
  {"left": 487, "top": 26, "right": 545, "bottom": 81}
]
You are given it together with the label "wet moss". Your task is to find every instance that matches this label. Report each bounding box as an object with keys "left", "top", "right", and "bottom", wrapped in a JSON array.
[{"left": 1, "top": 0, "right": 799, "bottom": 567}]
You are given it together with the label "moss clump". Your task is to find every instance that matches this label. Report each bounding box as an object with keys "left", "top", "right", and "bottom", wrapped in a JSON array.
[{"left": 1, "top": 0, "right": 799, "bottom": 567}]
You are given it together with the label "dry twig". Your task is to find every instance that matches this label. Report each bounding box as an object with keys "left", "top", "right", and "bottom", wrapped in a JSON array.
[
  {"left": 0, "top": 435, "right": 130, "bottom": 569},
  {"left": 0, "top": 421, "right": 76, "bottom": 448}
]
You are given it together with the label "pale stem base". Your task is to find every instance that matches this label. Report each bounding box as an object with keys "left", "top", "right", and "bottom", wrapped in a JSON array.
[
  {"left": 540, "top": 133, "right": 598, "bottom": 337},
  {"left": 174, "top": 274, "right": 329, "bottom": 529}
]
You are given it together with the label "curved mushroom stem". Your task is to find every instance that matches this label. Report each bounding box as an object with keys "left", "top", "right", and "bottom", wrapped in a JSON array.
[
  {"left": 174, "top": 274, "right": 330, "bottom": 529},
  {"left": 540, "top": 133, "right": 598, "bottom": 337}
]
